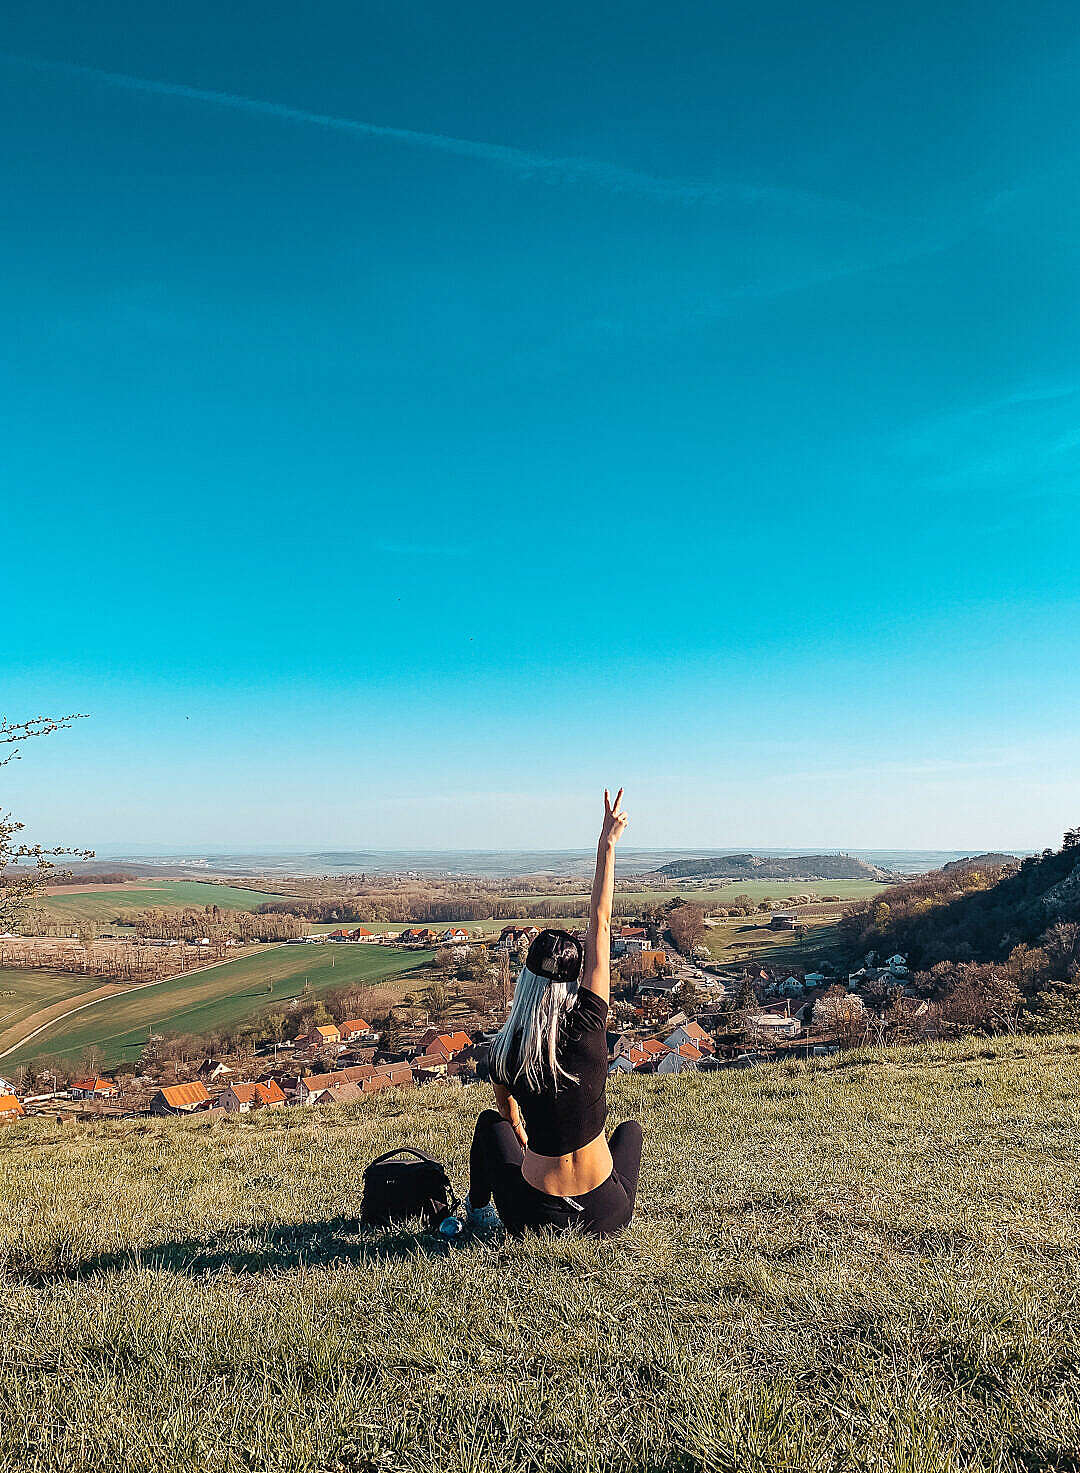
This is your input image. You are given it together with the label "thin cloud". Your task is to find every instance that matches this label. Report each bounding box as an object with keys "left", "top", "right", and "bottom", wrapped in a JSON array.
[{"left": 4, "top": 52, "right": 862, "bottom": 212}]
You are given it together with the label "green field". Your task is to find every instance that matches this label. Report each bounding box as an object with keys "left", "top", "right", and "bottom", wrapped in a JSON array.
[
  {"left": 39, "top": 881, "right": 298, "bottom": 927},
  {"left": 0, "top": 968, "right": 95, "bottom": 1041},
  {"left": 617, "top": 878, "right": 885, "bottom": 907},
  {"left": 501, "top": 879, "right": 884, "bottom": 916},
  {"left": 4, "top": 944, "right": 434, "bottom": 1068},
  {"left": 704, "top": 910, "right": 850, "bottom": 967},
  {"left": 2, "top": 1033, "right": 1078, "bottom": 1472}
]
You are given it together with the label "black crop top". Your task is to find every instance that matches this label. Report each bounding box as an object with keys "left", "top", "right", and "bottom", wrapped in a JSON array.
[{"left": 507, "top": 987, "right": 609, "bottom": 1156}]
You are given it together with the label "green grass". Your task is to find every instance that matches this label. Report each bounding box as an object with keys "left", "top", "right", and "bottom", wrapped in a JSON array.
[
  {"left": 1, "top": 1033, "right": 1078, "bottom": 1472},
  {"left": 39, "top": 881, "right": 299, "bottom": 927},
  {"left": 0, "top": 968, "right": 95, "bottom": 1040},
  {"left": 3, "top": 945, "right": 434, "bottom": 1068},
  {"left": 704, "top": 911, "right": 850, "bottom": 967}
]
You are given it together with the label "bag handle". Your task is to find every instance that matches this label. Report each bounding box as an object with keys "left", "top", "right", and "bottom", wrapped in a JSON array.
[{"left": 365, "top": 1147, "right": 440, "bottom": 1172}]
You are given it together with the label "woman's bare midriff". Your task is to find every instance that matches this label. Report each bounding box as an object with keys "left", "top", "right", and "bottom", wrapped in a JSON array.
[{"left": 521, "top": 1130, "right": 614, "bottom": 1198}]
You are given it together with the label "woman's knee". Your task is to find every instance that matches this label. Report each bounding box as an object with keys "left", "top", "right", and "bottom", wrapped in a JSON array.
[
  {"left": 610, "top": 1119, "right": 643, "bottom": 1153},
  {"left": 472, "top": 1108, "right": 504, "bottom": 1146},
  {"left": 609, "top": 1119, "right": 643, "bottom": 1183}
]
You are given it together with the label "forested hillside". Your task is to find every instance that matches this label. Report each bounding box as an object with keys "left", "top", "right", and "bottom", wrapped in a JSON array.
[{"left": 841, "top": 830, "right": 1080, "bottom": 1029}]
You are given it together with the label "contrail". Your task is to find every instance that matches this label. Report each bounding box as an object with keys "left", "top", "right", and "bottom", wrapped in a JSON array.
[{"left": 3, "top": 53, "right": 855, "bottom": 211}]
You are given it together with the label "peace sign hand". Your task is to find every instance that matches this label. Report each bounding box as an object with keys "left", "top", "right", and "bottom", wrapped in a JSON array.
[{"left": 601, "top": 787, "right": 629, "bottom": 844}]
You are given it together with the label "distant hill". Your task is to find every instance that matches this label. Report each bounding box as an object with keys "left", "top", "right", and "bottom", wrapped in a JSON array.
[
  {"left": 939, "top": 853, "right": 1018, "bottom": 874},
  {"left": 655, "top": 853, "right": 891, "bottom": 882}
]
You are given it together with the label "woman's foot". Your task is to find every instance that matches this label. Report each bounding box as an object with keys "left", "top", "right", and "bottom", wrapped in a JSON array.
[{"left": 463, "top": 1194, "right": 501, "bottom": 1230}]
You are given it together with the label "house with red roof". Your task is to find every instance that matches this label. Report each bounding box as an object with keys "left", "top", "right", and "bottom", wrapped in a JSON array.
[
  {"left": 608, "top": 1045, "right": 649, "bottom": 1074},
  {"left": 0, "top": 1093, "right": 25, "bottom": 1121},
  {"left": 339, "top": 1018, "right": 374, "bottom": 1042},
  {"left": 664, "top": 1021, "right": 715, "bottom": 1054},
  {"left": 297, "top": 1023, "right": 341, "bottom": 1051},
  {"left": 69, "top": 1076, "right": 118, "bottom": 1100},
  {"left": 220, "top": 1080, "right": 287, "bottom": 1113},
  {"left": 362, "top": 1063, "right": 413, "bottom": 1092},
  {"left": 150, "top": 1081, "right": 212, "bottom": 1115},
  {"left": 297, "top": 1065, "right": 374, "bottom": 1103},
  {"left": 656, "top": 1044, "right": 702, "bottom": 1074},
  {"left": 421, "top": 1031, "right": 473, "bottom": 1065}
]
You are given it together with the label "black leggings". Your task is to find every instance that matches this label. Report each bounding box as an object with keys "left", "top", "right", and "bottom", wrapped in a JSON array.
[{"left": 469, "top": 1109, "right": 643, "bottom": 1238}]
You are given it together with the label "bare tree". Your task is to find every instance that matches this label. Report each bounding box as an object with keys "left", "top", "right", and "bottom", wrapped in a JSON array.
[
  {"left": 1, "top": 714, "right": 92, "bottom": 931},
  {"left": 668, "top": 904, "right": 706, "bottom": 954}
]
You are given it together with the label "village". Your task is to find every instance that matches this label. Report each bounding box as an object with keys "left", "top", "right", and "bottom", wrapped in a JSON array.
[{"left": 0, "top": 922, "right": 917, "bottom": 1126}]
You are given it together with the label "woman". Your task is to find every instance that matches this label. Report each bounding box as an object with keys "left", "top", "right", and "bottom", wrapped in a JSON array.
[{"left": 459, "top": 788, "right": 643, "bottom": 1238}]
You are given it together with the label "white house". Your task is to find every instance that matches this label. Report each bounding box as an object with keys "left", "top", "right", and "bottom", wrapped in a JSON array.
[
  {"left": 656, "top": 1049, "right": 699, "bottom": 1075},
  {"left": 747, "top": 1013, "right": 802, "bottom": 1039},
  {"left": 886, "top": 954, "right": 909, "bottom": 974},
  {"left": 664, "top": 1022, "right": 714, "bottom": 1054},
  {"left": 196, "top": 1059, "right": 233, "bottom": 1083}
]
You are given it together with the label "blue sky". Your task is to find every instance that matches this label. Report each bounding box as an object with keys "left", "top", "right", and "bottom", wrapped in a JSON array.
[{"left": 3, "top": 1, "right": 1078, "bottom": 852}]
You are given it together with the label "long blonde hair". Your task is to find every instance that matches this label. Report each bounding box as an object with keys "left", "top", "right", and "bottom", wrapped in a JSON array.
[{"left": 488, "top": 965, "right": 580, "bottom": 1092}]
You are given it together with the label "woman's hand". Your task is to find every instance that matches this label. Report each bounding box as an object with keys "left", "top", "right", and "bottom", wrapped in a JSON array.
[{"left": 601, "top": 787, "right": 629, "bottom": 845}]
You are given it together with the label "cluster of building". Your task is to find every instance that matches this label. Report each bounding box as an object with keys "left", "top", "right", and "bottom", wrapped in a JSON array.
[
  {"left": 0, "top": 966, "right": 842, "bottom": 1126},
  {"left": 2, "top": 929, "right": 913, "bottom": 1126},
  {"left": 291, "top": 925, "right": 473, "bottom": 946}
]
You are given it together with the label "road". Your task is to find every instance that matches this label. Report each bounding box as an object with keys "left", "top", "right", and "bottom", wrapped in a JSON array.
[{"left": 0, "top": 944, "right": 284, "bottom": 1060}]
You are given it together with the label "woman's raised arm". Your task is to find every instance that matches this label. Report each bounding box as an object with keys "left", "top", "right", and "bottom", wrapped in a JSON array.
[{"left": 581, "top": 788, "right": 628, "bottom": 1002}]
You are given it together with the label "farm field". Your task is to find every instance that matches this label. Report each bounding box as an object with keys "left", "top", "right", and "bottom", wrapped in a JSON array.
[
  {"left": 3, "top": 944, "right": 434, "bottom": 1069},
  {"left": 38, "top": 881, "right": 300, "bottom": 927},
  {"left": 293, "top": 879, "right": 885, "bottom": 938},
  {"left": 0, "top": 968, "right": 97, "bottom": 1042},
  {"left": 614, "top": 878, "right": 885, "bottom": 907},
  {"left": 517, "top": 878, "right": 884, "bottom": 912},
  {"left": 2, "top": 1034, "right": 1078, "bottom": 1472},
  {"left": 704, "top": 907, "right": 851, "bottom": 967}
]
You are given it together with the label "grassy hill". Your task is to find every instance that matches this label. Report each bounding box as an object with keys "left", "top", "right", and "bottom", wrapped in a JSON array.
[
  {"left": 2, "top": 944, "right": 433, "bottom": 1068},
  {"left": 2, "top": 1034, "right": 1079, "bottom": 1472}
]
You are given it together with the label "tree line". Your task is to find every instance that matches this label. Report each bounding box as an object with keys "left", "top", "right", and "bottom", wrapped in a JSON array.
[
  {"left": 123, "top": 906, "right": 305, "bottom": 942},
  {"left": 256, "top": 895, "right": 597, "bottom": 923}
]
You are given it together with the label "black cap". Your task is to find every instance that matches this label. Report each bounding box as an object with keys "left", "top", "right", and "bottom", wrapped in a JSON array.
[{"left": 525, "top": 928, "right": 584, "bottom": 986}]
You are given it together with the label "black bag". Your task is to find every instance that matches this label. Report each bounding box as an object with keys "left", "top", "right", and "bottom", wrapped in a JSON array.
[{"left": 359, "top": 1148, "right": 457, "bottom": 1229}]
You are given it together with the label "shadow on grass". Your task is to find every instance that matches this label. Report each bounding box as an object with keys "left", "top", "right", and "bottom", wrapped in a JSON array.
[{"left": 11, "top": 1216, "right": 477, "bottom": 1282}]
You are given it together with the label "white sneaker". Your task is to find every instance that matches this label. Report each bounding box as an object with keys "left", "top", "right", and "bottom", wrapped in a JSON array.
[{"left": 463, "top": 1194, "right": 501, "bottom": 1230}]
